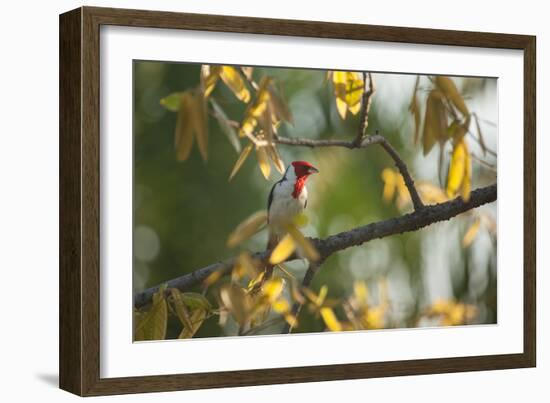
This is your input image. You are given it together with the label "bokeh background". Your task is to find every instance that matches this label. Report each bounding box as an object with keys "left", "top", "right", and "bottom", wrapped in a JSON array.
[{"left": 133, "top": 61, "right": 497, "bottom": 338}]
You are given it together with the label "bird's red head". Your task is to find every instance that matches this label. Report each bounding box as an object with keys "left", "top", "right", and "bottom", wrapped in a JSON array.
[{"left": 291, "top": 160, "right": 319, "bottom": 178}]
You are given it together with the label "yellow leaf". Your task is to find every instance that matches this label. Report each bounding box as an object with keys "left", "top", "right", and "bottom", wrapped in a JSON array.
[
  {"left": 354, "top": 281, "right": 369, "bottom": 306},
  {"left": 191, "top": 91, "right": 208, "bottom": 161},
  {"left": 381, "top": 168, "right": 397, "bottom": 202},
  {"left": 227, "top": 210, "right": 268, "bottom": 247},
  {"left": 461, "top": 143, "right": 472, "bottom": 201},
  {"left": 335, "top": 98, "right": 348, "bottom": 120},
  {"left": 256, "top": 146, "right": 271, "bottom": 179},
  {"left": 200, "top": 65, "right": 221, "bottom": 97},
  {"left": 203, "top": 269, "right": 224, "bottom": 287},
  {"left": 272, "top": 298, "right": 290, "bottom": 314},
  {"left": 365, "top": 306, "right": 385, "bottom": 329},
  {"left": 332, "top": 71, "right": 364, "bottom": 120},
  {"left": 287, "top": 225, "right": 320, "bottom": 262},
  {"left": 266, "top": 144, "right": 285, "bottom": 175},
  {"left": 262, "top": 278, "right": 285, "bottom": 302},
  {"left": 320, "top": 307, "right": 342, "bottom": 331},
  {"left": 269, "top": 233, "right": 296, "bottom": 264},
  {"left": 174, "top": 92, "right": 195, "bottom": 161},
  {"left": 463, "top": 218, "right": 481, "bottom": 247},
  {"left": 446, "top": 139, "right": 467, "bottom": 198},
  {"left": 435, "top": 76, "right": 469, "bottom": 117},
  {"left": 292, "top": 212, "right": 309, "bottom": 228},
  {"left": 229, "top": 142, "right": 253, "bottom": 181},
  {"left": 422, "top": 90, "right": 448, "bottom": 155},
  {"left": 236, "top": 252, "right": 258, "bottom": 279},
  {"left": 240, "top": 77, "right": 272, "bottom": 137},
  {"left": 220, "top": 66, "right": 250, "bottom": 103},
  {"left": 446, "top": 139, "right": 472, "bottom": 201},
  {"left": 316, "top": 285, "right": 328, "bottom": 306},
  {"left": 417, "top": 182, "right": 448, "bottom": 205}
]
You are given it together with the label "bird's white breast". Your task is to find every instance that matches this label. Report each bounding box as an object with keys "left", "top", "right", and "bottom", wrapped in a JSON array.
[{"left": 268, "top": 179, "right": 307, "bottom": 235}]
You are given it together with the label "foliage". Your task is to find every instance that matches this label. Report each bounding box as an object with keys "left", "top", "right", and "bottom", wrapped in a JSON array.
[{"left": 134, "top": 62, "right": 497, "bottom": 340}]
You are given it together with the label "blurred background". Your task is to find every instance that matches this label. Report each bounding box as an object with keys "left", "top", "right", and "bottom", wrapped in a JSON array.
[{"left": 133, "top": 61, "right": 497, "bottom": 338}]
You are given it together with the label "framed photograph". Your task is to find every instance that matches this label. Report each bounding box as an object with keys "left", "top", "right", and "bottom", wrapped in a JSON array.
[{"left": 59, "top": 6, "right": 536, "bottom": 396}]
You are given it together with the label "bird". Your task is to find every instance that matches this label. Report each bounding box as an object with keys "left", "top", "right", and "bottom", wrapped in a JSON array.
[{"left": 267, "top": 160, "right": 319, "bottom": 252}]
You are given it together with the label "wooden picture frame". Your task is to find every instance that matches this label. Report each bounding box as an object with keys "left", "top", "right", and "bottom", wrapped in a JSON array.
[{"left": 59, "top": 6, "right": 536, "bottom": 396}]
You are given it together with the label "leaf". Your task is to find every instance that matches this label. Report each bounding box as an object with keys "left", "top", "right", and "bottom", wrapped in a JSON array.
[
  {"left": 417, "top": 182, "right": 448, "bottom": 205},
  {"left": 381, "top": 168, "right": 397, "bottom": 202},
  {"left": 191, "top": 91, "right": 208, "bottom": 161},
  {"left": 269, "top": 233, "right": 296, "bottom": 264},
  {"left": 422, "top": 89, "right": 448, "bottom": 155},
  {"left": 292, "top": 212, "right": 309, "bottom": 228},
  {"left": 220, "top": 66, "right": 251, "bottom": 103},
  {"left": 178, "top": 308, "right": 207, "bottom": 339},
  {"left": 448, "top": 116, "right": 471, "bottom": 143},
  {"left": 211, "top": 99, "right": 241, "bottom": 153},
  {"left": 203, "top": 269, "right": 224, "bottom": 287},
  {"left": 201, "top": 65, "right": 221, "bottom": 97},
  {"left": 170, "top": 288, "right": 193, "bottom": 331},
  {"left": 160, "top": 92, "right": 183, "bottom": 112},
  {"left": 408, "top": 76, "right": 421, "bottom": 144},
  {"left": 241, "top": 66, "right": 254, "bottom": 80},
  {"left": 463, "top": 218, "right": 481, "bottom": 247},
  {"left": 262, "top": 278, "right": 285, "bottom": 302},
  {"left": 256, "top": 146, "right": 271, "bottom": 179},
  {"left": 320, "top": 307, "right": 342, "bottom": 331},
  {"left": 287, "top": 225, "right": 320, "bottom": 262},
  {"left": 174, "top": 92, "right": 195, "bottom": 161},
  {"left": 229, "top": 142, "right": 254, "bottom": 181},
  {"left": 266, "top": 144, "right": 285, "bottom": 174},
  {"left": 219, "top": 284, "right": 251, "bottom": 325},
  {"left": 446, "top": 138, "right": 471, "bottom": 201},
  {"left": 240, "top": 77, "right": 272, "bottom": 137},
  {"left": 332, "top": 71, "right": 364, "bottom": 120},
  {"left": 435, "top": 76, "right": 469, "bottom": 117},
  {"left": 268, "top": 84, "right": 294, "bottom": 124},
  {"left": 180, "top": 292, "right": 212, "bottom": 312},
  {"left": 461, "top": 144, "right": 472, "bottom": 201},
  {"left": 353, "top": 281, "right": 369, "bottom": 306},
  {"left": 135, "top": 287, "right": 168, "bottom": 341},
  {"left": 226, "top": 210, "right": 268, "bottom": 247}
]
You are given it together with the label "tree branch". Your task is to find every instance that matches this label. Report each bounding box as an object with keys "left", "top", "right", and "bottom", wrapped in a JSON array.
[{"left": 134, "top": 184, "right": 496, "bottom": 309}]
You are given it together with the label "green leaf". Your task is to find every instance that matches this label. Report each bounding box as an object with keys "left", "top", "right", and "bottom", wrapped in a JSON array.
[
  {"left": 160, "top": 92, "right": 183, "bottom": 112},
  {"left": 178, "top": 309, "right": 207, "bottom": 339},
  {"left": 135, "top": 286, "right": 168, "bottom": 341}
]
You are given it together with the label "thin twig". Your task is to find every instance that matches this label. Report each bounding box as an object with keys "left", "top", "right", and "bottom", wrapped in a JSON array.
[
  {"left": 282, "top": 261, "right": 322, "bottom": 334},
  {"left": 353, "top": 72, "right": 375, "bottom": 146}
]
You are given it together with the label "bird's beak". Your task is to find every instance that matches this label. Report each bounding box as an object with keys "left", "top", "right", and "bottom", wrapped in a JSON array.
[{"left": 309, "top": 166, "right": 319, "bottom": 174}]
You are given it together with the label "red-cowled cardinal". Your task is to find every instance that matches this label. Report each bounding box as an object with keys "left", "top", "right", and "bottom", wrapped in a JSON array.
[{"left": 267, "top": 160, "right": 319, "bottom": 251}]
